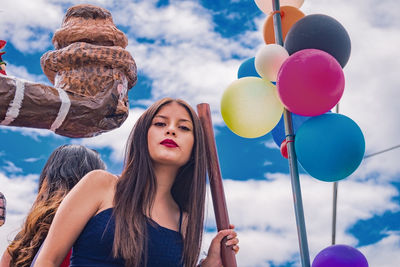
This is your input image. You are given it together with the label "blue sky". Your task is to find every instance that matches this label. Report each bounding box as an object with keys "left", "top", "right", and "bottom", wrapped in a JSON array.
[{"left": 1, "top": 0, "right": 400, "bottom": 266}]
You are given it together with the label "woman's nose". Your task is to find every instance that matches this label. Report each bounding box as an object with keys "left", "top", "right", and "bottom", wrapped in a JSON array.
[{"left": 166, "top": 128, "right": 176, "bottom": 136}]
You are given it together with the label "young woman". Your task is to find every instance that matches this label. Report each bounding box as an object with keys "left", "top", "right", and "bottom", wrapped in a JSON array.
[
  {"left": 34, "top": 98, "right": 239, "bottom": 267},
  {"left": 0, "top": 145, "right": 106, "bottom": 267}
]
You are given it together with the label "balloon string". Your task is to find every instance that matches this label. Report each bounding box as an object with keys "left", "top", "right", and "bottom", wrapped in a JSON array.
[
  {"left": 285, "top": 134, "right": 295, "bottom": 140},
  {"left": 270, "top": 10, "right": 284, "bottom": 17}
]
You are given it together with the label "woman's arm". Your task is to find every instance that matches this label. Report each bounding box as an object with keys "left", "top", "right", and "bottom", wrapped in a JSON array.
[
  {"left": 33, "top": 170, "right": 116, "bottom": 267},
  {"left": 0, "top": 250, "right": 11, "bottom": 267}
]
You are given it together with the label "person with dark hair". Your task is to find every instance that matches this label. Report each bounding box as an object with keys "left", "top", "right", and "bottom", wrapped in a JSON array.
[
  {"left": 33, "top": 98, "right": 239, "bottom": 267},
  {"left": 0, "top": 145, "right": 106, "bottom": 267},
  {"left": 0, "top": 192, "right": 6, "bottom": 227}
]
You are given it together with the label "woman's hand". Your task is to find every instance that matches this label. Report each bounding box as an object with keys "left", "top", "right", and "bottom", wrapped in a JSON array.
[{"left": 200, "top": 224, "right": 239, "bottom": 267}]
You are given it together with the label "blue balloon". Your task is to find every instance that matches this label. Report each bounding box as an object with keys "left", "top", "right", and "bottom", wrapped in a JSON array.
[
  {"left": 295, "top": 113, "right": 365, "bottom": 182},
  {"left": 271, "top": 113, "right": 311, "bottom": 147},
  {"left": 237, "top": 57, "right": 260, "bottom": 79}
]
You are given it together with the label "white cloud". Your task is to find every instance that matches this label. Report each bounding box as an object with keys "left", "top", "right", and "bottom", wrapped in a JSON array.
[
  {"left": 0, "top": 172, "right": 38, "bottom": 253},
  {"left": 0, "top": 125, "right": 60, "bottom": 142},
  {"left": 352, "top": 151, "right": 400, "bottom": 182},
  {"left": 2, "top": 161, "right": 23, "bottom": 173},
  {"left": 361, "top": 232, "right": 400, "bottom": 267},
  {"left": 5, "top": 64, "right": 49, "bottom": 84},
  {"left": 0, "top": 0, "right": 63, "bottom": 52},
  {"left": 263, "top": 140, "right": 279, "bottom": 150},
  {"left": 24, "top": 157, "right": 44, "bottom": 163},
  {"left": 263, "top": 161, "right": 273, "bottom": 166},
  {"left": 115, "top": 1, "right": 215, "bottom": 43}
]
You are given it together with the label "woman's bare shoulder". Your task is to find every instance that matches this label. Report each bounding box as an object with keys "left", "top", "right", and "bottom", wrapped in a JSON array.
[
  {"left": 74, "top": 170, "right": 118, "bottom": 212},
  {"left": 81, "top": 169, "right": 118, "bottom": 188}
]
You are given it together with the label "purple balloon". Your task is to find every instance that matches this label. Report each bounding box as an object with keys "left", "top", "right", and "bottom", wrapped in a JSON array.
[{"left": 312, "top": 244, "right": 368, "bottom": 267}]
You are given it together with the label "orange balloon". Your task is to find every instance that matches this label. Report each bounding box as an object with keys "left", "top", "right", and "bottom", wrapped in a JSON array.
[{"left": 263, "top": 6, "right": 305, "bottom": 44}]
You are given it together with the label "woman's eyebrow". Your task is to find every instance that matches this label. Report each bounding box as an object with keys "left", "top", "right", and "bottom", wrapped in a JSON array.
[
  {"left": 154, "top": 115, "right": 192, "bottom": 123},
  {"left": 154, "top": 115, "right": 167, "bottom": 119}
]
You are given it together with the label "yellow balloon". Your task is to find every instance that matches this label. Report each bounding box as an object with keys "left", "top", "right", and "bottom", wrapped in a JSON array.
[{"left": 221, "top": 77, "right": 283, "bottom": 138}]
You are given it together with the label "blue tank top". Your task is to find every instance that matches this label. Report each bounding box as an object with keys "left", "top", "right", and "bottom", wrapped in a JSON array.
[{"left": 70, "top": 208, "right": 184, "bottom": 267}]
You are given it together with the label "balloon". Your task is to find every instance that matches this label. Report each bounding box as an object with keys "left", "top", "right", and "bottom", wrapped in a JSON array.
[
  {"left": 221, "top": 77, "right": 283, "bottom": 138},
  {"left": 312, "top": 244, "right": 369, "bottom": 267},
  {"left": 271, "top": 113, "right": 311, "bottom": 147},
  {"left": 277, "top": 49, "right": 345, "bottom": 116},
  {"left": 263, "top": 6, "right": 305, "bottom": 44},
  {"left": 285, "top": 14, "right": 351, "bottom": 68},
  {"left": 280, "top": 140, "right": 289, "bottom": 159},
  {"left": 255, "top": 0, "right": 304, "bottom": 15},
  {"left": 255, "top": 44, "right": 289, "bottom": 82},
  {"left": 295, "top": 113, "right": 365, "bottom": 182},
  {"left": 237, "top": 57, "right": 260, "bottom": 79}
]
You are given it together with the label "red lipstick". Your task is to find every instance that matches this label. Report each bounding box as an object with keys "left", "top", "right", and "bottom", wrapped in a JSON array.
[{"left": 160, "top": 139, "right": 178, "bottom": 148}]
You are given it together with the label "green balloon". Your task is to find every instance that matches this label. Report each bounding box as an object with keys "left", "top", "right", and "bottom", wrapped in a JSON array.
[{"left": 221, "top": 77, "right": 283, "bottom": 138}]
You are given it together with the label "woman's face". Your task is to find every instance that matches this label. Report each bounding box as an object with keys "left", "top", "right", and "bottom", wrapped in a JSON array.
[{"left": 147, "top": 101, "right": 194, "bottom": 168}]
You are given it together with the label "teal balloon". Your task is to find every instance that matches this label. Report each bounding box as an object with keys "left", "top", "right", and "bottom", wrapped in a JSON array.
[
  {"left": 295, "top": 113, "right": 365, "bottom": 182},
  {"left": 237, "top": 57, "right": 261, "bottom": 78}
]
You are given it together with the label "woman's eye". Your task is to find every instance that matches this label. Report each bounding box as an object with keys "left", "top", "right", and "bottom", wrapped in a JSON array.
[
  {"left": 179, "top": 126, "right": 191, "bottom": 131},
  {"left": 154, "top": 122, "right": 166, "bottom": 127}
]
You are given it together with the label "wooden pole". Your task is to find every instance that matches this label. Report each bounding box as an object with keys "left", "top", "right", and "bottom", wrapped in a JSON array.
[{"left": 197, "top": 103, "right": 237, "bottom": 267}]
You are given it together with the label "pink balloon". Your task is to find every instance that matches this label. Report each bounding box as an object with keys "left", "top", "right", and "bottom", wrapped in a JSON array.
[{"left": 277, "top": 49, "right": 345, "bottom": 116}]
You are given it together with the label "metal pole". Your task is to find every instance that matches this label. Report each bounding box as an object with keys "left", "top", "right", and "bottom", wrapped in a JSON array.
[
  {"left": 332, "top": 104, "right": 340, "bottom": 245},
  {"left": 332, "top": 181, "right": 338, "bottom": 245},
  {"left": 272, "top": 1, "right": 310, "bottom": 266},
  {"left": 364, "top": 144, "right": 400, "bottom": 159}
]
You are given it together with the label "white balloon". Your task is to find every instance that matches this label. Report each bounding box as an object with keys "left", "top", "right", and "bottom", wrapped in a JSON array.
[
  {"left": 254, "top": 0, "right": 304, "bottom": 15},
  {"left": 255, "top": 44, "right": 289, "bottom": 82}
]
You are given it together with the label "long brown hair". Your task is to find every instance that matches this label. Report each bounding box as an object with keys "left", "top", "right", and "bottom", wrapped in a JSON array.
[
  {"left": 7, "top": 145, "right": 106, "bottom": 267},
  {"left": 113, "top": 98, "right": 207, "bottom": 267}
]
